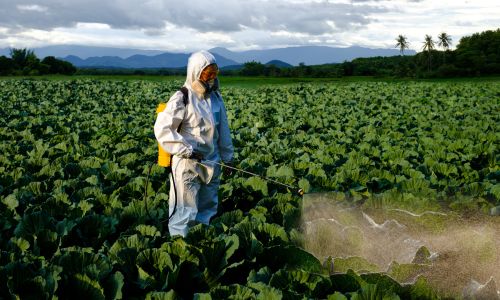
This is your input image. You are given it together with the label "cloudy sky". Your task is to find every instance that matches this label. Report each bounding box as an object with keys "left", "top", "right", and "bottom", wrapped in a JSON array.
[{"left": 0, "top": 0, "right": 499, "bottom": 52}]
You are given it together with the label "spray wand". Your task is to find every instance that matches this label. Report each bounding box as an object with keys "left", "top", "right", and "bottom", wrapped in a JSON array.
[{"left": 197, "top": 159, "right": 305, "bottom": 196}]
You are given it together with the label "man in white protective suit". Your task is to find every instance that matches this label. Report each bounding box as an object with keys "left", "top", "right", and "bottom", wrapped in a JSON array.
[{"left": 154, "top": 50, "right": 234, "bottom": 237}]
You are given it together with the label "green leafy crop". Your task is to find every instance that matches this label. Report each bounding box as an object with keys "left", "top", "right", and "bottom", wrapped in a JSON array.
[{"left": 0, "top": 79, "right": 498, "bottom": 299}]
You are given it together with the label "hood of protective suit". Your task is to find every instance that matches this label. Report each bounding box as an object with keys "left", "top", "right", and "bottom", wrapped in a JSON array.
[{"left": 184, "top": 50, "right": 217, "bottom": 88}]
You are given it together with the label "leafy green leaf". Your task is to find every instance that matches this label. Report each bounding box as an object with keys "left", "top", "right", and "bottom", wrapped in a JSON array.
[
  {"left": 147, "top": 290, "right": 180, "bottom": 300},
  {"left": 402, "top": 276, "right": 440, "bottom": 300},
  {"left": 103, "top": 271, "right": 124, "bottom": 300},
  {"left": 209, "top": 284, "right": 256, "bottom": 299},
  {"left": 2, "top": 194, "right": 18, "bottom": 211},
  {"left": 330, "top": 271, "right": 363, "bottom": 294},
  {"left": 411, "top": 246, "right": 432, "bottom": 264},
  {"left": 10, "top": 237, "right": 30, "bottom": 253},
  {"left": 85, "top": 175, "right": 99, "bottom": 186},
  {"left": 268, "top": 165, "right": 295, "bottom": 178},
  {"left": 260, "top": 245, "right": 322, "bottom": 273},
  {"left": 269, "top": 269, "right": 332, "bottom": 298},
  {"left": 64, "top": 273, "right": 106, "bottom": 300},
  {"left": 248, "top": 266, "right": 273, "bottom": 284},
  {"left": 55, "top": 250, "right": 112, "bottom": 281},
  {"left": 333, "top": 256, "right": 380, "bottom": 273},
  {"left": 247, "top": 282, "right": 283, "bottom": 300},
  {"left": 327, "top": 292, "right": 348, "bottom": 300},
  {"left": 245, "top": 176, "right": 268, "bottom": 196},
  {"left": 135, "top": 225, "right": 161, "bottom": 238},
  {"left": 387, "top": 262, "right": 430, "bottom": 283},
  {"left": 193, "top": 293, "right": 212, "bottom": 300},
  {"left": 349, "top": 282, "right": 401, "bottom": 300},
  {"left": 298, "top": 178, "right": 311, "bottom": 193}
]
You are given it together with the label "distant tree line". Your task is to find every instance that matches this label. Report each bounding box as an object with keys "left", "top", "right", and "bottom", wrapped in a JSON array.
[
  {"left": 0, "top": 48, "right": 76, "bottom": 76},
  {"left": 223, "top": 28, "right": 500, "bottom": 78}
]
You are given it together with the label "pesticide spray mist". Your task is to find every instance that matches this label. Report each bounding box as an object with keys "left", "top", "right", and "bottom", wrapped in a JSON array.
[{"left": 302, "top": 193, "right": 500, "bottom": 298}]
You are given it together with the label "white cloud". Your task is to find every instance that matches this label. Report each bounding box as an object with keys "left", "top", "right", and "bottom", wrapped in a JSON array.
[
  {"left": 270, "top": 31, "right": 309, "bottom": 38},
  {"left": 16, "top": 4, "right": 48, "bottom": 12},
  {"left": 195, "top": 31, "right": 235, "bottom": 45},
  {"left": 75, "top": 23, "right": 111, "bottom": 30}
]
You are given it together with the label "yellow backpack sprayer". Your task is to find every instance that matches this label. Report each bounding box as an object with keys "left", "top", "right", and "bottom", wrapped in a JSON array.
[
  {"left": 156, "top": 87, "right": 189, "bottom": 169},
  {"left": 156, "top": 101, "right": 171, "bottom": 168}
]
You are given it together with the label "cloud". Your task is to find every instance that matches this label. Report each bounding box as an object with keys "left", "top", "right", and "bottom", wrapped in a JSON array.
[
  {"left": 454, "top": 21, "right": 473, "bottom": 27},
  {"left": 0, "top": 0, "right": 386, "bottom": 35},
  {"left": 16, "top": 4, "right": 49, "bottom": 12},
  {"left": 0, "top": 0, "right": 498, "bottom": 52}
]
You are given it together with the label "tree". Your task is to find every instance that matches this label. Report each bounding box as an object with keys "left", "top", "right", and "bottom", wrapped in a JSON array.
[
  {"left": 455, "top": 28, "right": 500, "bottom": 75},
  {"left": 3, "top": 48, "right": 77, "bottom": 76},
  {"left": 422, "top": 35, "right": 435, "bottom": 72},
  {"left": 395, "top": 35, "right": 410, "bottom": 55},
  {"left": 241, "top": 61, "right": 266, "bottom": 76},
  {"left": 0, "top": 56, "right": 14, "bottom": 75},
  {"left": 437, "top": 32, "right": 452, "bottom": 51},
  {"left": 437, "top": 32, "right": 452, "bottom": 64},
  {"left": 10, "top": 48, "right": 38, "bottom": 69},
  {"left": 41, "top": 56, "right": 77, "bottom": 75}
]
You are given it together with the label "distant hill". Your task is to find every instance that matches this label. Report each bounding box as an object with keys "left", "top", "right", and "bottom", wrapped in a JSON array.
[
  {"left": 265, "top": 60, "right": 293, "bottom": 68},
  {"left": 209, "top": 46, "right": 415, "bottom": 66},
  {"left": 0, "top": 48, "right": 9, "bottom": 56}
]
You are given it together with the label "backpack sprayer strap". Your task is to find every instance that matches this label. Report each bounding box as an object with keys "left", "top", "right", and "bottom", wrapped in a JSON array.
[
  {"left": 166, "top": 87, "right": 188, "bottom": 221},
  {"left": 177, "top": 87, "right": 189, "bottom": 133}
]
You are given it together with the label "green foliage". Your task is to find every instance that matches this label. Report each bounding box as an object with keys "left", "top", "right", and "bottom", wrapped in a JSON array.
[
  {"left": 1, "top": 48, "right": 76, "bottom": 75},
  {"left": 1, "top": 78, "right": 498, "bottom": 299}
]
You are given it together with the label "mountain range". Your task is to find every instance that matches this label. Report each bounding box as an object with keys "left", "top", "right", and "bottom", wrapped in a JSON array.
[
  {"left": 208, "top": 46, "right": 413, "bottom": 66},
  {"left": 62, "top": 53, "right": 240, "bottom": 69},
  {"left": 0, "top": 45, "right": 165, "bottom": 59},
  {"left": 0, "top": 45, "right": 415, "bottom": 68}
]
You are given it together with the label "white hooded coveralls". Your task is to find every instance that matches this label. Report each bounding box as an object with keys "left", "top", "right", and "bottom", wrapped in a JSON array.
[{"left": 154, "top": 51, "right": 234, "bottom": 237}]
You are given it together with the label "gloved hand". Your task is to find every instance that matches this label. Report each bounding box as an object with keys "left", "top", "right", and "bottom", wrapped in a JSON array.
[
  {"left": 222, "top": 161, "right": 234, "bottom": 177},
  {"left": 189, "top": 151, "right": 204, "bottom": 161}
]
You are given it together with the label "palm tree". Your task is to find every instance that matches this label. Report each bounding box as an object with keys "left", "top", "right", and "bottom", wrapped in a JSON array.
[
  {"left": 437, "top": 32, "right": 452, "bottom": 64},
  {"left": 395, "top": 35, "right": 410, "bottom": 55},
  {"left": 422, "top": 35, "right": 435, "bottom": 72}
]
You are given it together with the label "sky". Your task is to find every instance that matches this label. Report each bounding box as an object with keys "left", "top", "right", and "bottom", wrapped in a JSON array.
[{"left": 0, "top": 0, "right": 499, "bottom": 52}]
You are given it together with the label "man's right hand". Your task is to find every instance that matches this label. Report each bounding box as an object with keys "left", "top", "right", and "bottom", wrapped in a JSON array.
[{"left": 189, "top": 151, "right": 204, "bottom": 161}]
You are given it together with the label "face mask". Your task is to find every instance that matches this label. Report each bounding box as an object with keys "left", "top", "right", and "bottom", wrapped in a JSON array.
[{"left": 192, "top": 78, "right": 218, "bottom": 97}]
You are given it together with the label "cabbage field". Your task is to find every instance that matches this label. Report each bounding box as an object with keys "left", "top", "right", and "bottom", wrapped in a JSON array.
[{"left": 0, "top": 79, "right": 499, "bottom": 299}]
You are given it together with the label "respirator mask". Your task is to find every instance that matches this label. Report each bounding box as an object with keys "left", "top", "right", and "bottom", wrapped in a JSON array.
[
  {"left": 192, "top": 63, "right": 219, "bottom": 97},
  {"left": 192, "top": 78, "right": 219, "bottom": 96}
]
